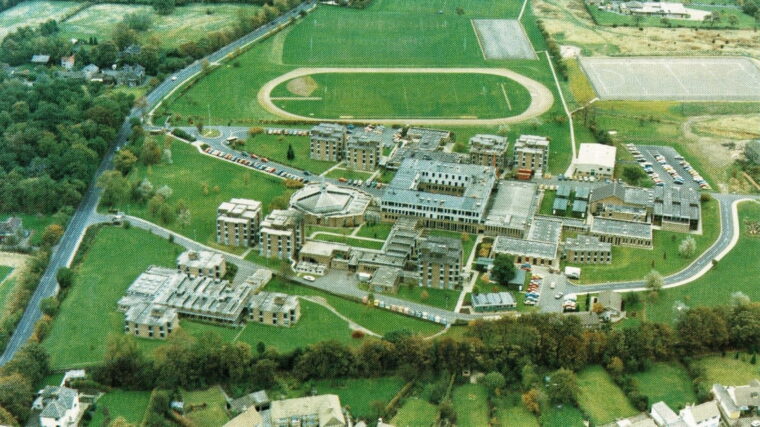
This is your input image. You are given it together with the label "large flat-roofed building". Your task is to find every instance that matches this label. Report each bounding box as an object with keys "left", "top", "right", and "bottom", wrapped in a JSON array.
[
  {"left": 290, "top": 182, "right": 372, "bottom": 227},
  {"left": 216, "top": 198, "right": 262, "bottom": 247},
  {"left": 381, "top": 157, "right": 497, "bottom": 232},
  {"left": 589, "top": 182, "right": 654, "bottom": 222},
  {"left": 513, "top": 134, "right": 550, "bottom": 175},
  {"left": 482, "top": 181, "right": 539, "bottom": 237},
  {"left": 573, "top": 143, "right": 617, "bottom": 179},
  {"left": 309, "top": 123, "right": 346, "bottom": 161},
  {"left": 176, "top": 250, "right": 226, "bottom": 279},
  {"left": 345, "top": 130, "right": 381, "bottom": 171},
  {"left": 469, "top": 134, "right": 509, "bottom": 170},
  {"left": 407, "top": 127, "right": 451, "bottom": 151},
  {"left": 653, "top": 185, "right": 701, "bottom": 232},
  {"left": 622, "top": 1, "right": 692, "bottom": 18},
  {"left": 491, "top": 235, "right": 559, "bottom": 268},
  {"left": 471, "top": 292, "right": 516, "bottom": 312},
  {"left": 368, "top": 266, "right": 401, "bottom": 293},
  {"left": 417, "top": 236, "right": 463, "bottom": 289},
  {"left": 259, "top": 209, "right": 304, "bottom": 260},
  {"left": 591, "top": 217, "right": 653, "bottom": 248},
  {"left": 270, "top": 394, "right": 347, "bottom": 427},
  {"left": 118, "top": 266, "right": 254, "bottom": 326},
  {"left": 564, "top": 235, "right": 612, "bottom": 264},
  {"left": 248, "top": 292, "right": 300, "bottom": 327},
  {"left": 124, "top": 302, "right": 179, "bottom": 340}
]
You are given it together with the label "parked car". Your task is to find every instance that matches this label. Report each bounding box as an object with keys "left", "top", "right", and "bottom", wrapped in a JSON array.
[{"left": 303, "top": 275, "right": 316, "bottom": 282}]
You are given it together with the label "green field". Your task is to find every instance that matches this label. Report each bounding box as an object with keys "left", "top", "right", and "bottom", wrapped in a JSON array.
[
  {"left": 282, "top": 0, "right": 520, "bottom": 66},
  {"left": 0, "top": 0, "right": 81, "bottom": 39},
  {"left": 452, "top": 384, "right": 490, "bottom": 427},
  {"left": 90, "top": 390, "right": 152, "bottom": 426},
  {"left": 540, "top": 405, "right": 586, "bottom": 427},
  {"left": 631, "top": 362, "right": 696, "bottom": 410},
  {"left": 356, "top": 223, "right": 393, "bottom": 240},
  {"left": 576, "top": 366, "right": 637, "bottom": 425},
  {"left": 182, "top": 387, "right": 230, "bottom": 426},
  {"left": 309, "top": 377, "right": 405, "bottom": 419},
  {"left": 494, "top": 394, "right": 540, "bottom": 427},
  {"left": 324, "top": 168, "right": 374, "bottom": 181},
  {"left": 244, "top": 133, "right": 334, "bottom": 174},
  {"left": 569, "top": 198, "right": 720, "bottom": 284},
  {"left": 272, "top": 73, "right": 531, "bottom": 119},
  {"left": 632, "top": 201, "right": 760, "bottom": 323},
  {"left": 391, "top": 398, "right": 438, "bottom": 427},
  {"left": 122, "top": 137, "right": 290, "bottom": 249},
  {"left": 0, "top": 267, "right": 12, "bottom": 284},
  {"left": 313, "top": 234, "right": 385, "bottom": 250},
  {"left": 696, "top": 353, "right": 760, "bottom": 385},
  {"left": 393, "top": 285, "right": 459, "bottom": 310},
  {"left": 58, "top": 3, "right": 260, "bottom": 49}
]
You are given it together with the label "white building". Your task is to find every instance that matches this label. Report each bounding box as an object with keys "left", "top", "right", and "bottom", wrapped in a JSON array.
[
  {"left": 34, "top": 386, "right": 80, "bottom": 427},
  {"left": 573, "top": 143, "right": 617, "bottom": 179}
]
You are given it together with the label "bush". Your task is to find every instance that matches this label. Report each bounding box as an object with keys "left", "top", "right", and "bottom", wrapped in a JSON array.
[
  {"left": 171, "top": 128, "right": 196, "bottom": 142},
  {"left": 351, "top": 329, "right": 365, "bottom": 339},
  {"left": 40, "top": 297, "right": 59, "bottom": 317}
]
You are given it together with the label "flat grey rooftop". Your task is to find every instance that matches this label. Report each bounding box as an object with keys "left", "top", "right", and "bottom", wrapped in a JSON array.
[
  {"left": 472, "top": 19, "right": 537, "bottom": 60},
  {"left": 580, "top": 56, "right": 760, "bottom": 101}
]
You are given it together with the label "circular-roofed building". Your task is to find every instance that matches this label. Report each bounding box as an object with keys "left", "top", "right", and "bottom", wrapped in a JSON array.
[{"left": 290, "top": 182, "right": 372, "bottom": 227}]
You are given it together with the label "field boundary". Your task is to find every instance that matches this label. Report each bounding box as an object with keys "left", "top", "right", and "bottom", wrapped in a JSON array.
[{"left": 257, "top": 67, "right": 554, "bottom": 125}]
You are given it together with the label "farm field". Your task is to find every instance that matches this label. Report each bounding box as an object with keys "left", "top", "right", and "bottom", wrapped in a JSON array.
[
  {"left": 391, "top": 398, "right": 438, "bottom": 427},
  {"left": 568, "top": 198, "right": 719, "bottom": 283},
  {"left": 122, "top": 137, "right": 290, "bottom": 248},
  {"left": 631, "top": 362, "right": 696, "bottom": 410},
  {"left": 308, "top": 377, "right": 405, "bottom": 420},
  {"left": 89, "top": 390, "right": 152, "bottom": 426},
  {"left": 452, "top": 384, "right": 490, "bottom": 427},
  {"left": 632, "top": 201, "right": 760, "bottom": 323},
  {"left": 58, "top": 4, "right": 260, "bottom": 49},
  {"left": 312, "top": 234, "right": 384, "bottom": 250},
  {"left": 696, "top": 353, "right": 760, "bottom": 385},
  {"left": 576, "top": 366, "right": 638, "bottom": 425},
  {"left": 243, "top": 133, "right": 334, "bottom": 174},
  {"left": 0, "top": 0, "right": 81, "bottom": 40},
  {"left": 271, "top": 72, "right": 531, "bottom": 119},
  {"left": 182, "top": 387, "right": 230, "bottom": 426}
]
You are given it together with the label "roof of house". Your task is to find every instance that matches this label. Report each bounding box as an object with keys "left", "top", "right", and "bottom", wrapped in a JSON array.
[
  {"left": 483, "top": 180, "right": 538, "bottom": 230},
  {"left": 471, "top": 292, "right": 515, "bottom": 308},
  {"left": 553, "top": 197, "right": 569, "bottom": 212},
  {"left": 418, "top": 236, "right": 462, "bottom": 265},
  {"left": 469, "top": 134, "right": 508, "bottom": 155},
  {"left": 224, "top": 405, "right": 263, "bottom": 427},
  {"left": 590, "top": 182, "right": 654, "bottom": 206},
  {"left": 598, "top": 290, "right": 622, "bottom": 312},
  {"left": 270, "top": 394, "right": 345, "bottom": 427},
  {"left": 576, "top": 143, "right": 617, "bottom": 169},
  {"left": 492, "top": 235, "right": 558, "bottom": 261},
  {"left": 564, "top": 235, "right": 611, "bottom": 252},
  {"left": 229, "top": 390, "right": 270, "bottom": 413},
  {"left": 527, "top": 217, "right": 563, "bottom": 244},
  {"left": 39, "top": 386, "right": 78, "bottom": 419},
  {"left": 682, "top": 400, "right": 720, "bottom": 424},
  {"left": 572, "top": 199, "right": 588, "bottom": 213},
  {"left": 31, "top": 54, "right": 50, "bottom": 63},
  {"left": 653, "top": 185, "right": 700, "bottom": 221},
  {"left": 651, "top": 401, "right": 681, "bottom": 425},
  {"left": 369, "top": 266, "right": 400, "bottom": 289},
  {"left": 177, "top": 250, "right": 225, "bottom": 270},
  {"left": 0, "top": 216, "right": 22, "bottom": 234},
  {"left": 591, "top": 217, "right": 653, "bottom": 240}
]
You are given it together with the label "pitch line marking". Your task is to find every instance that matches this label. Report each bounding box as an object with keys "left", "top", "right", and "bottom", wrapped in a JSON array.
[{"left": 500, "top": 83, "right": 513, "bottom": 111}]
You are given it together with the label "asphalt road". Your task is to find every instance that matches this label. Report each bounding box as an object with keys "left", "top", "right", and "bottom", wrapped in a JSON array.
[{"left": 0, "top": 1, "right": 317, "bottom": 366}]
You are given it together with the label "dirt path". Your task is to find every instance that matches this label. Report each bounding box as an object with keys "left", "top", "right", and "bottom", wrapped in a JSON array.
[
  {"left": 300, "top": 295, "right": 381, "bottom": 337},
  {"left": 0, "top": 252, "right": 30, "bottom": 283},
  {"left": 257, "top": 67, "right": 555, "bottom": 125}
]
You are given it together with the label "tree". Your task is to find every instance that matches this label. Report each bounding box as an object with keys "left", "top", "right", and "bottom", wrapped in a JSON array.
[
  {"left": 40, "top": 297, "right": 59, "bottom": 316},
  {"left": 140, "top": 139, "right": 161, "bottom": 165},
  {"left": 249, "top": 127, "right": 264, "bottom": 137},
  {"left": 56, "top": 267, "right": 74, "bottom": 289},
  {"left": 607, "top": 356, "right": 624, "bottom": 377},
  {"left": 591, "top": 302, "right": 605, "bottom": 314},
  {"left": 482, "top": 371, "right": 506, "bottom": 396},
  {"left": 114, "top": 149, "right": 138, "bottom": 175},
  {"left": 0, "top": 374, "right": 33, "bottom": 421},
  {"left": 728, "top": 14, "right": 739, "bottom": 27},
  {"left": 491, "top": 254, "right": 516, "bottom": 286},
  {"left": 522, "top": 389, "right": 541, "bottom": 415},
  {"left": 644, "top": 270, "right": 664, "bottom": 295},
  {"left": 111, "top": 23, "right": 137, "bottom": 50},
  {"left": 98, "top": 171, "right": 130, "bottom": 208},
  {"left": 287, "top": 143, "right": 295, "bottom": 161},
  {"left": 41, "top": 224, "right": 64, "bottom": 247},
  {"left": 420, "top": 290, "right": 430, "bottom": 301},
  {"left": 153, "top": 0, "right": 175, "bottom": 15},
  {"left": 162, "top": 148, "right": 173, "bottom": 165},
  {"left": 678, "top": 236, "right": 697, "bottom": 258},
  {"left": 521, "top": 364, "right": 539, "bottom": 391},
  {"left": 455, "top": 7, "right": 465, "bottom": 15},
  {"left": 622, "top": 165, "right": 646, "bottom": 185},
  {"left": 196, "top": 121, "right": 204, "bottom": 134},
  {"left": 547, "top": 368, "right": 579, "bottom": 405}
]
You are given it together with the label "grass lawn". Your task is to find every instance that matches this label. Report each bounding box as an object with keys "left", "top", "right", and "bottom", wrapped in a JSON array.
[
  {"left": 265, "top": 279, "right": 443, "bottom": 336},
  {"left": 393, "top": 284, "right": 459, "bottom": 311},
  {"left": 312, "top": 234, "right": 384, "bottom": 250},
  {"left": 576, "top": 366, "right": 637, "bottom": 425},
  {"left": 90, "top": 390, "right": 152, "bottom": 426},
  {"left": 42, "top": 227, "right": 181, "bottom": 369},
  {"left": 539, "top": 190, "right": 558, "bottom": 215},
  {"left": 0, "top": 213, "right": 61, "bottom": 246},
  {"left": 310, "top": 377, "right": 405, "bottom": 419},
  {"left": 282, "top": 0, "right": 521, "bottom": 66},
  {"left": 243, "top": 133, "right": 334, "bottom": 174},
  {"left": 273, "top": 72, "right": 531, "bottom": 119},
  {"left": 631, "top": 362, "right": 696, "bottom": 410},
  {"left": 391, "top": 398, "right": 438, "bottom": 427},
  {"left": 540, "top": 405, "right": 586, "bottom": 427},
  {"left": 0, "top": 267, "right": 12, "bottom": 284},
  {"left": 0, "top": 0, "right": 81, "bottom": 39},
  {"left": 121, "top": 137, "right": 290, "bottom": 248},
  {"left": 452, "top": 384, "right": 490, "bottom": 427},
  {"left": 356, "top": 223, "right": 393, "bottom": 240},
  {"left": 59, "top": 3, "right": 261, "bottom": 49},
  {"left": 631, "top": 201, "right": 760, "bottom": 323},
  {"left": 569, "top": 198, "right": 720, "bottom": 284},
  {"left": 695, "top": 353, "right": 760, "bottom": 385},
  {"left": 494, "top": 393, "right": 540, "bottom": 427},
  {"left": 427, "top": 230, "right": 477, "bottom": 262},
  {"left": 182, "top": 386, "right": 230, "bottom": 426},
  {"left": 324, "top": 168, "right": 374, "bottom": 181}
]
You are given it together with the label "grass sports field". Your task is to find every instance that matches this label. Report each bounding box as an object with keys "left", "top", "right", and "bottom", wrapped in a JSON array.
[
  {"left": 0, "top": 0, "right": 81, "bottom": 40},
  {"left": 577, "top": 366, "right": 638, "bottom": 424},
  {"left": 58, "top": 4, "right": 260, "bottom": 49},
  {"left": 271, "top": 72, "right": 531, "bottom": 119},
  {"left": 243, "top": 133, "right": 333, "bottom": 174}
]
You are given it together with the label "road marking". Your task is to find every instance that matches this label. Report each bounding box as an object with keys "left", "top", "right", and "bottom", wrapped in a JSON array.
[{"left": 500, "top": 83, "right": 513, "bottom": 111}]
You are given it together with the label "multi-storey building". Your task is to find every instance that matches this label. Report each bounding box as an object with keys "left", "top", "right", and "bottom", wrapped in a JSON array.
[
  {"left": 417, "top": 236, "right": 462, "bottom": 289},
  {"left": 248, "top": 292, "right": 301, "bottom": 327},
  {"left": 124, "top": 303, "right": 179, "bottom": 340},
  {"left": 513, "top": 134, "right": 550, "bottom": 175},
  {"left": 309, "top": 123, "right": 346, "bottom": 162},
  {"left": 176, "top": 250, "right": 226, "bottom": 279},
  {"left": 563, "top": 235, "right": 612, "bottom": 264},
  {"left": 469, "top": 134, "right": 509, "bottom": 170},
  {"left": 216, "top": 198, "right": 262, "bottom": 247},
  {"left": 345, "top": 130, "right": 382, "bottom": 171},
  {"left": 259, "top": 209, "right": 304, "bottom": 260}
]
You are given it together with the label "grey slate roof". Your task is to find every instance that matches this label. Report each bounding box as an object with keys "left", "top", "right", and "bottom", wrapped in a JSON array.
[
  {"left": 590, "top": 182, "right": 654, "bottom": 207},
  {"left": 591, "top": 217, "right": 652, "bottom": 240},
  {"left": 471, "top": 292, "right": 515, "bottom": 309},
  {"left": 39, "top": 386, "right": 77, "bottom": 419}
]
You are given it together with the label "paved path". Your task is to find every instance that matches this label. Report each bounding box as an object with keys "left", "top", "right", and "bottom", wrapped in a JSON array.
[{"left": 256, "top": 67, "right": 555, "bottom": 126}]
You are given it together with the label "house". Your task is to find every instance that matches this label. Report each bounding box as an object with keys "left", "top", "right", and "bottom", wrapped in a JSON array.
[
  {"left": 34, "top": 386, "right": 80, "bottom": 427},
  {"left": 601, "top": 412, "right": 657, "bottom": 427},
  {"left": 176, "top": 250, "right": 226, "bottom": 279},
  {"left": 622, "top": 1, "right": 692, "bottom": 19},
  {"left": 60, "top": 55, "right": 75, "bottom": 70},
  {"left": 81, "top": 64, "right": 99, "bottom": 79},
  {"left": 0, "top": 216, "right": 24, "bottom": 244},
  {"left": 651, "top": 401, "right": 682, "bottom": 426},
  {"left": 712, "top": 380, "right": 760, "bottom": 424},
  {"left": 680, "top": 401, "right": 720, "bottom": 427},
  {"left": 224, "top": 406, "right": 263, "bottom": 427},
  {"left": 270, "top": 394, "right": 348, "bottom": 427},
  {"left": 31, "top": 54, "right": 51, "bottom": 65},
  {"left": 227, "top": 390, "right": 270, "bottom": 414},
  {"left": 106, "top": 64, "right": 145, "bottom": 86},
  {"left": 573, "top": 143, "right": 617, "bottom": 179}
]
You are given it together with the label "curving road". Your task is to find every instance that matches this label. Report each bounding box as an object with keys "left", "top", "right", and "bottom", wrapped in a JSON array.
[
  {"left": 0, "top": 0, "right": 318, "bottom": 366},
  {"left": 256, "top": 67, "right": 555, "bottom": 126}
]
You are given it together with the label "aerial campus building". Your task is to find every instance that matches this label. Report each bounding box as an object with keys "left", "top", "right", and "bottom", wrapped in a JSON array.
[
  {"left": 491, "top": 217, "right": 563, "bottom": 268},
  {"left": 216, "top": 198, "right": 263, "bottom": 247},
  {"left": 345, "top": 130, "right": 382, "bottom": 171},
  {"left": 469, "top": 134, "right": 509, "bottom": 170},
  {"left": 573, "top": 143, "right": 617, "bottom": 179},
  {"left": 309, "top": 123, "right": 347, "bottom": 162},
  {"left": 289, "top": 182, "right": 372, "bottom": 227},
  {"left": 513, "top": 134, "right": 550, "bottom": 176},
  {"left": 259, "top": 209, "right": 304, "bottom": 260},
  {"left": 563, "top": 235, "right": 612, "bottom": 264},
  {"left": 176, "top": 250, "right": 226, "bottom": 279}
]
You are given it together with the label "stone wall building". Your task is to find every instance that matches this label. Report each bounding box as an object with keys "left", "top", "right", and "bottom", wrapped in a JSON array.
[
  {"left": 417, "top": 236, "right": 463, "bottom": 289},
  {"left": 513, "top": 134, "right": 550, "bottom": 175},
  {"left": 216, "top": 198, "right": 262, "bottom": 247},
  {"left": 469, "top": 134, "right": 509, "bottom": 170},
  {"left": 176, "top": 250, "right": 226, "bottom": 279},
  {"left": 259, "top": 209, "right": 304, "bottom": 260},
  {"left": 345, "top": 130, "right": 381, "bottom": 171},
  {"left": 309, "top": 123, "right": 346, "bottom": 162},
  {"left": 124, "top": 303, "right": 179, "bottom": 340},
  {"left": 563, "top": 235, "right": 612, "bottom": 264},
  {"left": 590, "top": 217, "right": 653, "bottom": 248},
  {"left": 248, "top": 292, "right": 300, "bottom": 327}
]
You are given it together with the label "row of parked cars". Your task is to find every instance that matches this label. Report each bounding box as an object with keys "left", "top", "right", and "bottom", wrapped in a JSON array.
[
  {"left": 336, "top": 177, "right": 384, "bottom": 189},
  {"left": 361, "top": 295, "right": 450, "bottom": 326},
  {"left": 674, "top": 154, "right": 711, "bottom": 190},
  {"left": 524, "top": 273, "right": 542, "bottom": 306},
  {"left": 266, "top": 128, "right": 308, "bottom": 136},
  {"left": 204, "top": 147, "right": 308, "bottom": 183}
]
